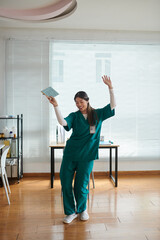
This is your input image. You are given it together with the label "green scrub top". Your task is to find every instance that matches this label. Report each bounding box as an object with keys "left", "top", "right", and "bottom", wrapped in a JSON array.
[{"left": 63, "top": 104, "right": 115, "bottom": 162}]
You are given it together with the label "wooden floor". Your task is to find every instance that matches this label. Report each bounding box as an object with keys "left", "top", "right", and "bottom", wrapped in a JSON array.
[{"left": 0, "top": 175, "right": 160, "bottom": 240}]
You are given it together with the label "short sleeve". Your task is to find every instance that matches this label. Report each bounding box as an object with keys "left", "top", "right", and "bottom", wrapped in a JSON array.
[
  {"left": 96, "top": 104, "right": 115, "bottom": 122},
  {"left": 63, "top": 112, "right": 75, "bottom": 131}
]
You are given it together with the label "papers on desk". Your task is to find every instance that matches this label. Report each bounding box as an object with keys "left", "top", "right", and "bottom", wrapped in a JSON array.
[{"left": 100, "top": 140, "right": 113, "bottom": 145}]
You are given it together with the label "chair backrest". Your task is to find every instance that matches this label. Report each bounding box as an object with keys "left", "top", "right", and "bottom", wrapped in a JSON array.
[{"left": 1, "top": 146, "right": 10, "bottom": 169}]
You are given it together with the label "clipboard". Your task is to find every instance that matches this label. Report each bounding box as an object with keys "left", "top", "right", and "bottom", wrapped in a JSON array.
[{"left": 41, "top": 87, "right": 59, "bottom": 98}]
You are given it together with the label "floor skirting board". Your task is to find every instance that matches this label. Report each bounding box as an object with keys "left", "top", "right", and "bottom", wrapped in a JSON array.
[{"left": 23, "top": 170, "right": 160, "bottom": 179}]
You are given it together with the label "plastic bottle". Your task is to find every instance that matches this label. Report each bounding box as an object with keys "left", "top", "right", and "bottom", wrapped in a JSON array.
[
  {"left": 9, "top": 131, "right": 14, "bottom": 138},
  {"left": 3, "top": 127, "right": 9, "bottom": 138},
  {"left": 12, "top": 126, "right": 17, "bottom": 135}
]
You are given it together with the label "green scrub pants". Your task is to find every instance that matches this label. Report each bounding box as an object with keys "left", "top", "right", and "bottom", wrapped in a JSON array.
[{"left": 60, "top": 159, "right": 94, "bottom": 215}]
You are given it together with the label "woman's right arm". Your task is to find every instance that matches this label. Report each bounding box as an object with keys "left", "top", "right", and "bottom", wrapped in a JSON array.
[
  {"left": 47, "top": 96, "right": 67, "bottom": 126},
  {"left": 102, "top": 75, "right": 116, "bottom": 110}
]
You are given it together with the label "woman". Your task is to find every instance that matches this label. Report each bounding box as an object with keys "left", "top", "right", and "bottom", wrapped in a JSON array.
[{"left": 48, "top": 75, "right": 116, "bottom": 224}]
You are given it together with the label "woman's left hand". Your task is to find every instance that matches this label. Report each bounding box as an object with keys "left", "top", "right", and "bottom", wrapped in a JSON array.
[{"left": 102, "top": 75, "right": 113, "bottom": 89}]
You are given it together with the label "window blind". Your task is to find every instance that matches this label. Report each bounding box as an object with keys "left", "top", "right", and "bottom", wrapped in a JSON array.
[{"left": 5, "top": 39, "right": 50, "bottom": 171}]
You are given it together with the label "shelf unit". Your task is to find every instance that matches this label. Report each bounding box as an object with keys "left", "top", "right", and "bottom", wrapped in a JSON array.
[{"left": 0, "top": 114, "right": 23, "bottom": 181}]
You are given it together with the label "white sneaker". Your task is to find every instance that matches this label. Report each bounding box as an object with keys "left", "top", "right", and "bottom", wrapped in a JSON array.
[
  {"left": 63, "top": 213, "right": 78, "bottom": 224},
  {"left": 80, "top": 210, "right": 89, "bottom": 221}
]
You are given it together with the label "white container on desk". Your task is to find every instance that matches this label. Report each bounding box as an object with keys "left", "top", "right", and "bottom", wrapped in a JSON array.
[{"left": 56, "top": 125, "right": 65, "bottom": 144}]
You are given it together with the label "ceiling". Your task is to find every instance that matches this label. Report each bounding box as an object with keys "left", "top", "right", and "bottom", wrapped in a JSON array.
[{"left": 0, "top": 0, "right": 160, "bottom": 31}]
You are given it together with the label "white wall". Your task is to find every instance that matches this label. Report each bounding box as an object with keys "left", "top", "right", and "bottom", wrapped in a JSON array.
[{"left": 0, "top": 28, "right": 160, "bottom": 172}]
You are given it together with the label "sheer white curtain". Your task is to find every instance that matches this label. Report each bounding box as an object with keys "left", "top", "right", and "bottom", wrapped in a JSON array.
[
  {"left": 5, "top": 39, "right": 50, "bottom": 172},
  {"left": 50, "top": 41, "right": 160, "bottom": 162},
  {"left": 4, "top": 39, "right": 160, "bottom": 171}
]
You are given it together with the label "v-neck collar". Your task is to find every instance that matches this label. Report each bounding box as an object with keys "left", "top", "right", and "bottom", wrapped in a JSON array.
[
  {"left": 78, "top": 110, "right": 88, "bottom": 122},
  {"left": 83, "top": 113, "right": 87, "bottom": 120}
]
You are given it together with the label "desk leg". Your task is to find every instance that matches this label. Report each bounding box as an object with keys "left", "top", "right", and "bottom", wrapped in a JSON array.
[
  {"left": 115, "top": 147, "right": 118, "bottom": 187},
  {"left": 109, "top": 148, "right": 112, "bottom": 177},
  {"left": 51, "top": 147, "right": 54, "bottom": 188},
  {"left": 109, "top": 147, "right": 118, "bottom": 187}
]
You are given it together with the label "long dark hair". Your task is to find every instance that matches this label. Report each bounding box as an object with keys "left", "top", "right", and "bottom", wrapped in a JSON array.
[{"left": 74, "top": 91, "right": 99, "bottom": 126}]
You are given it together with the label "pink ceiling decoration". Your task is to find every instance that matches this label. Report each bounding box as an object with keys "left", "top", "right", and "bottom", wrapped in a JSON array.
[{"left": 0, "top": 0, "right": 77, "bottom": 21}]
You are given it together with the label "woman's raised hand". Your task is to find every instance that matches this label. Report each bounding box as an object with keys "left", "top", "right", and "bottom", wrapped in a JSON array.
[
  {"left": 102, "top": 75, "right": 113, "bottom": 89},
  {"left": 47, "top": 96, "right": 58, "bottom": 107}
]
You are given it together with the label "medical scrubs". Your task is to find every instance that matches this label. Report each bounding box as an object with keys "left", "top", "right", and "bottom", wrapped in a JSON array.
[{"left": 60, "top": 104, "right": 115, "bottom": 215}]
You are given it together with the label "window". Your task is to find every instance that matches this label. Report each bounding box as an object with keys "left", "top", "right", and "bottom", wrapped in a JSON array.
[
  {"left": 96, "top": 59, "right": 111, "bottom": 82},
  {"left": 4, "top": 40, "right": 160, "bottom": 164},
  {"left": 50, "top": 52, "right": 64, "bottom": 82},
  {"left": 50, "top": 41, "right": 160, "bottom": 161},
  {"left": 95, "top": 53, "right": 111, "bottom": 82}
]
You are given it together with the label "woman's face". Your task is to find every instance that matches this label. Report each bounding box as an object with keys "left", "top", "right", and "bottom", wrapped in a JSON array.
[{"left": 75, "top": 97, "right": 88, "bottom": 114}]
